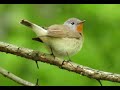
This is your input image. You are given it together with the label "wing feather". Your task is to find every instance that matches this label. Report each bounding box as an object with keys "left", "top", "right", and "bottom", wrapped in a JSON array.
[{"left": 47, "top": 24, "right": 81, "bottom": 38}]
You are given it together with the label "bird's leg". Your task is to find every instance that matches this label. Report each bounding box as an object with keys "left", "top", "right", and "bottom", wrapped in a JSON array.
[
  {"left": 96, "top": 79, "right": 103, "bottom": 86},
  {"left": 66, "top": 52, "right": 72, "bottom": 62},
  {"left": 61, "top": 52, "right": 72, "bottom": 67},
  {"left": 49, "top": 46, "right": 55, "bottom": 59},
  {"left": 35, "top": 61, "right": 39, "bottom": 69}
]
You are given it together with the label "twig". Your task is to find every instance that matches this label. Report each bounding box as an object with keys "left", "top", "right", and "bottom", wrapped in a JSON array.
[
  {"left": 0, "top": 41, "right": 120, "bottom": 83},
  {"left": 0, "top": 66, "right": 36, "bottom": 86}
]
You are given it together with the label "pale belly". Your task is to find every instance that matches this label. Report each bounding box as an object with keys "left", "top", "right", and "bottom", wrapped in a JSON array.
[{"left": 48, "top": 37, "right": 83, "bottom": 58}]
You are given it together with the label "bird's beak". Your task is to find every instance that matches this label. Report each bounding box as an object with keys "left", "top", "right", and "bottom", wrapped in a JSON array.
[
  {"left": 82, "top": 20, "right": 86, "bottom": 23},
  {"left": 78, "top": 20, "right": 86, "bottom": 25},
  {"left": 76, "top": 20, "right": 85, "bottom": 32}
]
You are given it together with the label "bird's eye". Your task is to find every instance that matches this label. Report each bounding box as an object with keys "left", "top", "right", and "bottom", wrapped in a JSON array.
[{"left": 71, "top": 22, "right": 74, "bottom": 25}]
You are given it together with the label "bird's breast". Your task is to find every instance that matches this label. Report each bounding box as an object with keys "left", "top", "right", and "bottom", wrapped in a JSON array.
[{"left": 48, "top": 37, "right": 83, "bottom": 58}]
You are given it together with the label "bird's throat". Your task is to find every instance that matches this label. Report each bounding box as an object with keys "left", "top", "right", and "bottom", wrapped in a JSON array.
[{"left": 77, "top": 23, "right": 83, "bottom": 33}]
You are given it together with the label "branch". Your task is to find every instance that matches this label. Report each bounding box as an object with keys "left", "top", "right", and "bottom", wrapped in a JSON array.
[
  {"left": 0, "top": 66, "right": 36, "bottom": 86},
  {"left": 0, "top": 41, "right": 120, "bottom": 84}
]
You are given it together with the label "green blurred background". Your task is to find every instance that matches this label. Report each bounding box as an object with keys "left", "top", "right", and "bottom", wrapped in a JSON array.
[{"left": 0, "top": 4, "right": 120, "bottom": 86}]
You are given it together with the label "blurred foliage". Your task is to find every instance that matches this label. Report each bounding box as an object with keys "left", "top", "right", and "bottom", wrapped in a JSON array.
[{"left": 0, "top": 4, "right": 120, "bottom": 86}]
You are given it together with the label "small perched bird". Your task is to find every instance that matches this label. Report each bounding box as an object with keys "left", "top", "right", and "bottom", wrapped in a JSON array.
[
  {"left": 20, "top": 18, "right": 85, "bottom": 63},
  {"left": 20, "top": 19, "right": 103, "bottom": 86}
]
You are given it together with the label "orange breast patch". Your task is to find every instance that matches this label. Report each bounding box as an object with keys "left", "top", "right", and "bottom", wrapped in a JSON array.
[{"left": 77, "top": 23, "right": 83, "bottom": 32}]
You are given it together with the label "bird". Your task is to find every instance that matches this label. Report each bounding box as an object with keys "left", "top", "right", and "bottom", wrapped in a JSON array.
[{"left": 20, "top": 18, "right": 85, "bottom": 68}]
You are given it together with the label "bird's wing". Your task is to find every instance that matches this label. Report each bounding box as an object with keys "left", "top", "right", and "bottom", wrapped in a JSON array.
[
  {"left": 32, "top": 24, "right": 81, "bottom": 43},
  {"left": 47, "top": 24, "right": 81, "bottom": 38}
]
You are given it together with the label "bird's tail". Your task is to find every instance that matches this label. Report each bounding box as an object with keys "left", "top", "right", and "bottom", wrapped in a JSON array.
[{"left": 20, "top": 20, "right": 47, "bottom": 36}]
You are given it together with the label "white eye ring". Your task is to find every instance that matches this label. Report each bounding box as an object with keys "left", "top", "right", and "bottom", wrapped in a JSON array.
[{"left": 71, "top": 22, "right": 74, "bottom": 25}]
